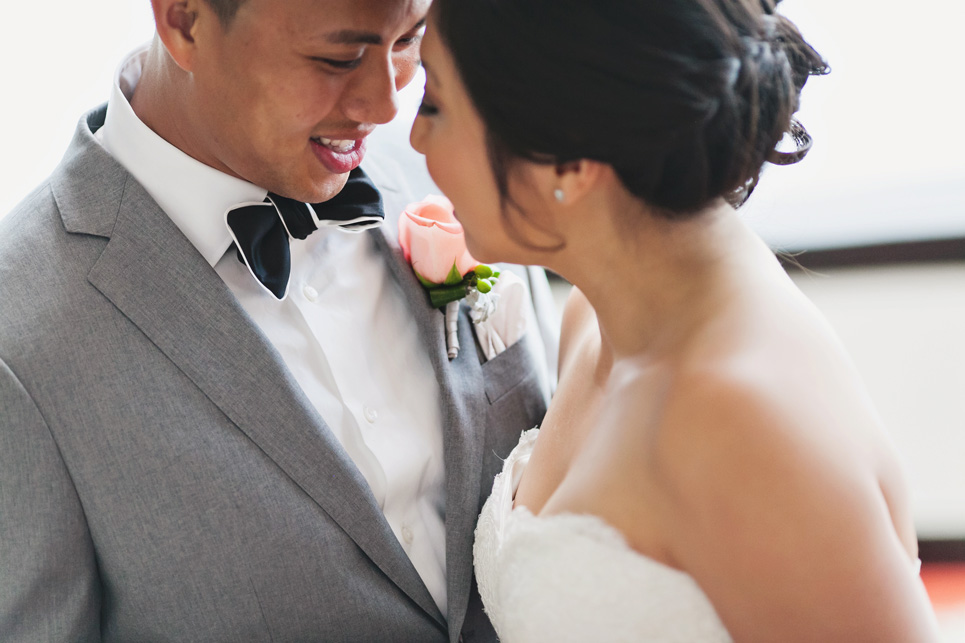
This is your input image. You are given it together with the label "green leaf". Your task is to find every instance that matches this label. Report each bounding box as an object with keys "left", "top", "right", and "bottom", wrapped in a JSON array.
[
  {"left": 415, "top": 270, "right": 437, "bottom": 288},
  {"left": 443, "top": 262, "right": 464, "bottom": 286}
]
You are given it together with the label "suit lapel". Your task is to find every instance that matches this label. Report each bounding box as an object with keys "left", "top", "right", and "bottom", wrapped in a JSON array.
[
  {"left": 370, "top": 221, "right": 489, "bottom": 638},
  {"left": 56, "top": 117, "right": 445, "bottom": 629}
]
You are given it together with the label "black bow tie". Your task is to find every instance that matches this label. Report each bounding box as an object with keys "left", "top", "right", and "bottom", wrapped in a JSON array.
[{"left": 225, "top": 167, "right": 384, "bottom": 299}]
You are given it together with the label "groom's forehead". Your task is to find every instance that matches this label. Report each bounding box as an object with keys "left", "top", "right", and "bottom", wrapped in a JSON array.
[{"left": 234, "top": 0, "right": 430, "bottom": 28}]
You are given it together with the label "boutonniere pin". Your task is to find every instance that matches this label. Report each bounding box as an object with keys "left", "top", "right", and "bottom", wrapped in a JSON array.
[{"left": 399, "top": 195, "right": 500, "bottom": 360}]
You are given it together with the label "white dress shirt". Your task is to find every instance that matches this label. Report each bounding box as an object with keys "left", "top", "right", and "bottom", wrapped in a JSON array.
[{"left": 96, "top": 47, "right": 449, "bottom": 614}]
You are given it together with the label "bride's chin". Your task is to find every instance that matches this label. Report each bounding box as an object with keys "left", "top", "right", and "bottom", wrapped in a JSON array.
[
  {"left": 466, "top": 234, "right": 545, "bottom": 267},
  {"left": 464, "top": 240, "right": 496, "bottom": 264},
  {"left": 470, "top": 246, "right": 513, "bottom": 266}
]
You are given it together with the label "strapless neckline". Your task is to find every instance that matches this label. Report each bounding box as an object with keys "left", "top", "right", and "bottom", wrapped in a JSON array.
[
  {"left": 473, "top": 428, "right": 734, "bottom": 642},
  {"left": 474, "top": 428, "right": 923, "bottom": 642}
]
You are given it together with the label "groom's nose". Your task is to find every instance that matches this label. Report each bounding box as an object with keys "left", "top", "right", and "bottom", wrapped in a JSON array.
[{"left": 341, "top": 52, "right": 404, "bottom": 126}]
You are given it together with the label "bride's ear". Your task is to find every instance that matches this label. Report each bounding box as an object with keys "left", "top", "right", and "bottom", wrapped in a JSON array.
[{"left": 541, "top": 159, "right": 609, "bottom": 208}]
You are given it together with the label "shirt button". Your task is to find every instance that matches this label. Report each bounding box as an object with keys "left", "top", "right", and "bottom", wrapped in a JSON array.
[
  {"left": 363, "top": 405, "right": 378, "bottom": 424},
  {"left": 303, "top": 285, "right": 319, "bottom": 302},
  {"left": 402, "top": 525, "right": 414, "bottom": 544}
]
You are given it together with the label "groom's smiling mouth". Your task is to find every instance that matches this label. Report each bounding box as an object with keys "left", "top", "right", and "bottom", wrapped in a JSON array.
[
  {"left": 315, "top": 137, "right": 356, "bottom": 153},
  {"left": 310, "top": 132, "right": 371, "bottom": 174}
]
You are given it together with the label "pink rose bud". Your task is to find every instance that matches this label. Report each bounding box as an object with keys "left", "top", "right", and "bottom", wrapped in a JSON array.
[{"left": 399, "top": 195, "right": 479, "bottom": 285}]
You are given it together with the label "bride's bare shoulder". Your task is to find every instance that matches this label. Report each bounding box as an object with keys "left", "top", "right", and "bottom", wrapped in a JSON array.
[
  {"left": 610, "top": 357, "right": 934, "bottom": 641},
  {"left": 628, "top": 343, "right": 884, "bottom": 517}
]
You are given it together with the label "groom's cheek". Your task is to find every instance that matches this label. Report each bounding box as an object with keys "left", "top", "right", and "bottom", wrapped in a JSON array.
[{"left": 394, "top": 48, "right": 423, "bottom": 92}]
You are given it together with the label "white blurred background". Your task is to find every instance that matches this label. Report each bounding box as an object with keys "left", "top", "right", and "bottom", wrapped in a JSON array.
[{"left": 2, "top": 1, "right": 963, "bottom": 541}]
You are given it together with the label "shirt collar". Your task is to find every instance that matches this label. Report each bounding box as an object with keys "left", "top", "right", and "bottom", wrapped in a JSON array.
[{"left": 97, "top": 45, "right": 268, "bottom": 267}]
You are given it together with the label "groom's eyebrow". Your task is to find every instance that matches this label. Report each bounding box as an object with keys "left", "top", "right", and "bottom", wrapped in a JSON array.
[{"left": 324, "top": 17, "right": 427, "bottom": 46}]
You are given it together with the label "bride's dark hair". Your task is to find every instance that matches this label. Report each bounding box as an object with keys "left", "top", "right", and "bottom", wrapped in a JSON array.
[{"left": 433, "top": 0, "right": 829, "bottom": 216}]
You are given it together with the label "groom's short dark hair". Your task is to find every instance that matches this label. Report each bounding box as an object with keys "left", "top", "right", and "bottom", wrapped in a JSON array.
[{"left": 204, "top": 0, "right": 248, "bottom": 27}]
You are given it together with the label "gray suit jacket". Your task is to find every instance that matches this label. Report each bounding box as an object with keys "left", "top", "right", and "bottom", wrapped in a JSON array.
[{"left": 0, "top": 106, "right": 556, "bottom": 642}]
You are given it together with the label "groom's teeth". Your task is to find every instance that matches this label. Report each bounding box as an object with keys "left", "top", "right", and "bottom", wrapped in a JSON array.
[{"left": 317, "top": 137, "right": 355, "bottom": 153}]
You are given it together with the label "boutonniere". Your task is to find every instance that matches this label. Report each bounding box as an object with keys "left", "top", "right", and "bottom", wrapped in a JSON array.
[{"left": 399, "top": 195, "right": 501, "bottom": 360}]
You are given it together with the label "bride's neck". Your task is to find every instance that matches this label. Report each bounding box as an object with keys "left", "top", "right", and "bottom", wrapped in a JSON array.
[{"left": 550, "top": 200, "right": 750, "bottom": 360}]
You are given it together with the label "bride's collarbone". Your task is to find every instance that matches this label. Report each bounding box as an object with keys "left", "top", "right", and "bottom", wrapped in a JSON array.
[
  {"left": 512, "top": 315, "right": 679, "bottom": 563},
  {"left": 512, "top": 332, "right": 612, "bottom": 512}
]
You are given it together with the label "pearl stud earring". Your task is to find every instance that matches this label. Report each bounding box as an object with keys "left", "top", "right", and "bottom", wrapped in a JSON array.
[{"left": 553, "top": 189, "right": 565, "bottom": 203}]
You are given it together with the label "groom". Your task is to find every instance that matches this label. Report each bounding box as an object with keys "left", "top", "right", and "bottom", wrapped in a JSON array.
[{"left": 0, "top": 0, "right": 556, "bottom": 640}]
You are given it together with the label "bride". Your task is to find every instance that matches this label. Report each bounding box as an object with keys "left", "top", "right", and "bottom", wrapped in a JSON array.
[{"left": 410, "top": 0, "right": 940, "bottom": 640}]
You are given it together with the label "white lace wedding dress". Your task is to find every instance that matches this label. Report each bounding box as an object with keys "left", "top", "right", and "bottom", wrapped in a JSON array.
[{"left": 473, "top": 429, "right": 733, "bottom": 642}]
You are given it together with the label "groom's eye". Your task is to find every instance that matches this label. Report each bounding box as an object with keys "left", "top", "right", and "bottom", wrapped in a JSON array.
[
  {"left": 312, "top": 57, "right": 364, "bottom": 71},
  {"left": 396, "top": 21, "right": 427, "bottom": 49},
  {"left": 395, "top": 32, "right": 424, "bottom": 48}
]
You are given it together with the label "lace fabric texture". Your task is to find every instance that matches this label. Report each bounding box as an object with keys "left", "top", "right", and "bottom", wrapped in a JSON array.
[{"left": 473, "top": 429, "right": 734, "bottom": 642}]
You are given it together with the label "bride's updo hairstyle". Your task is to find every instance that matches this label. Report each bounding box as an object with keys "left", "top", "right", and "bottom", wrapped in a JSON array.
[{"left": 433, "top": 0, "right": 829, "bottom": 216}]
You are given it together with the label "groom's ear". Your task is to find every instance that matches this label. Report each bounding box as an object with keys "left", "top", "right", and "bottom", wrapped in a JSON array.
[{"left": 151, "top": 0, "right": 206, "bottom": 72}]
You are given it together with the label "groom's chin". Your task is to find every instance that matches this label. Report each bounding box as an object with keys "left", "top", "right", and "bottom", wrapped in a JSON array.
[{"left": 270, "top": 169, "right": 351, "bottom": 206}]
